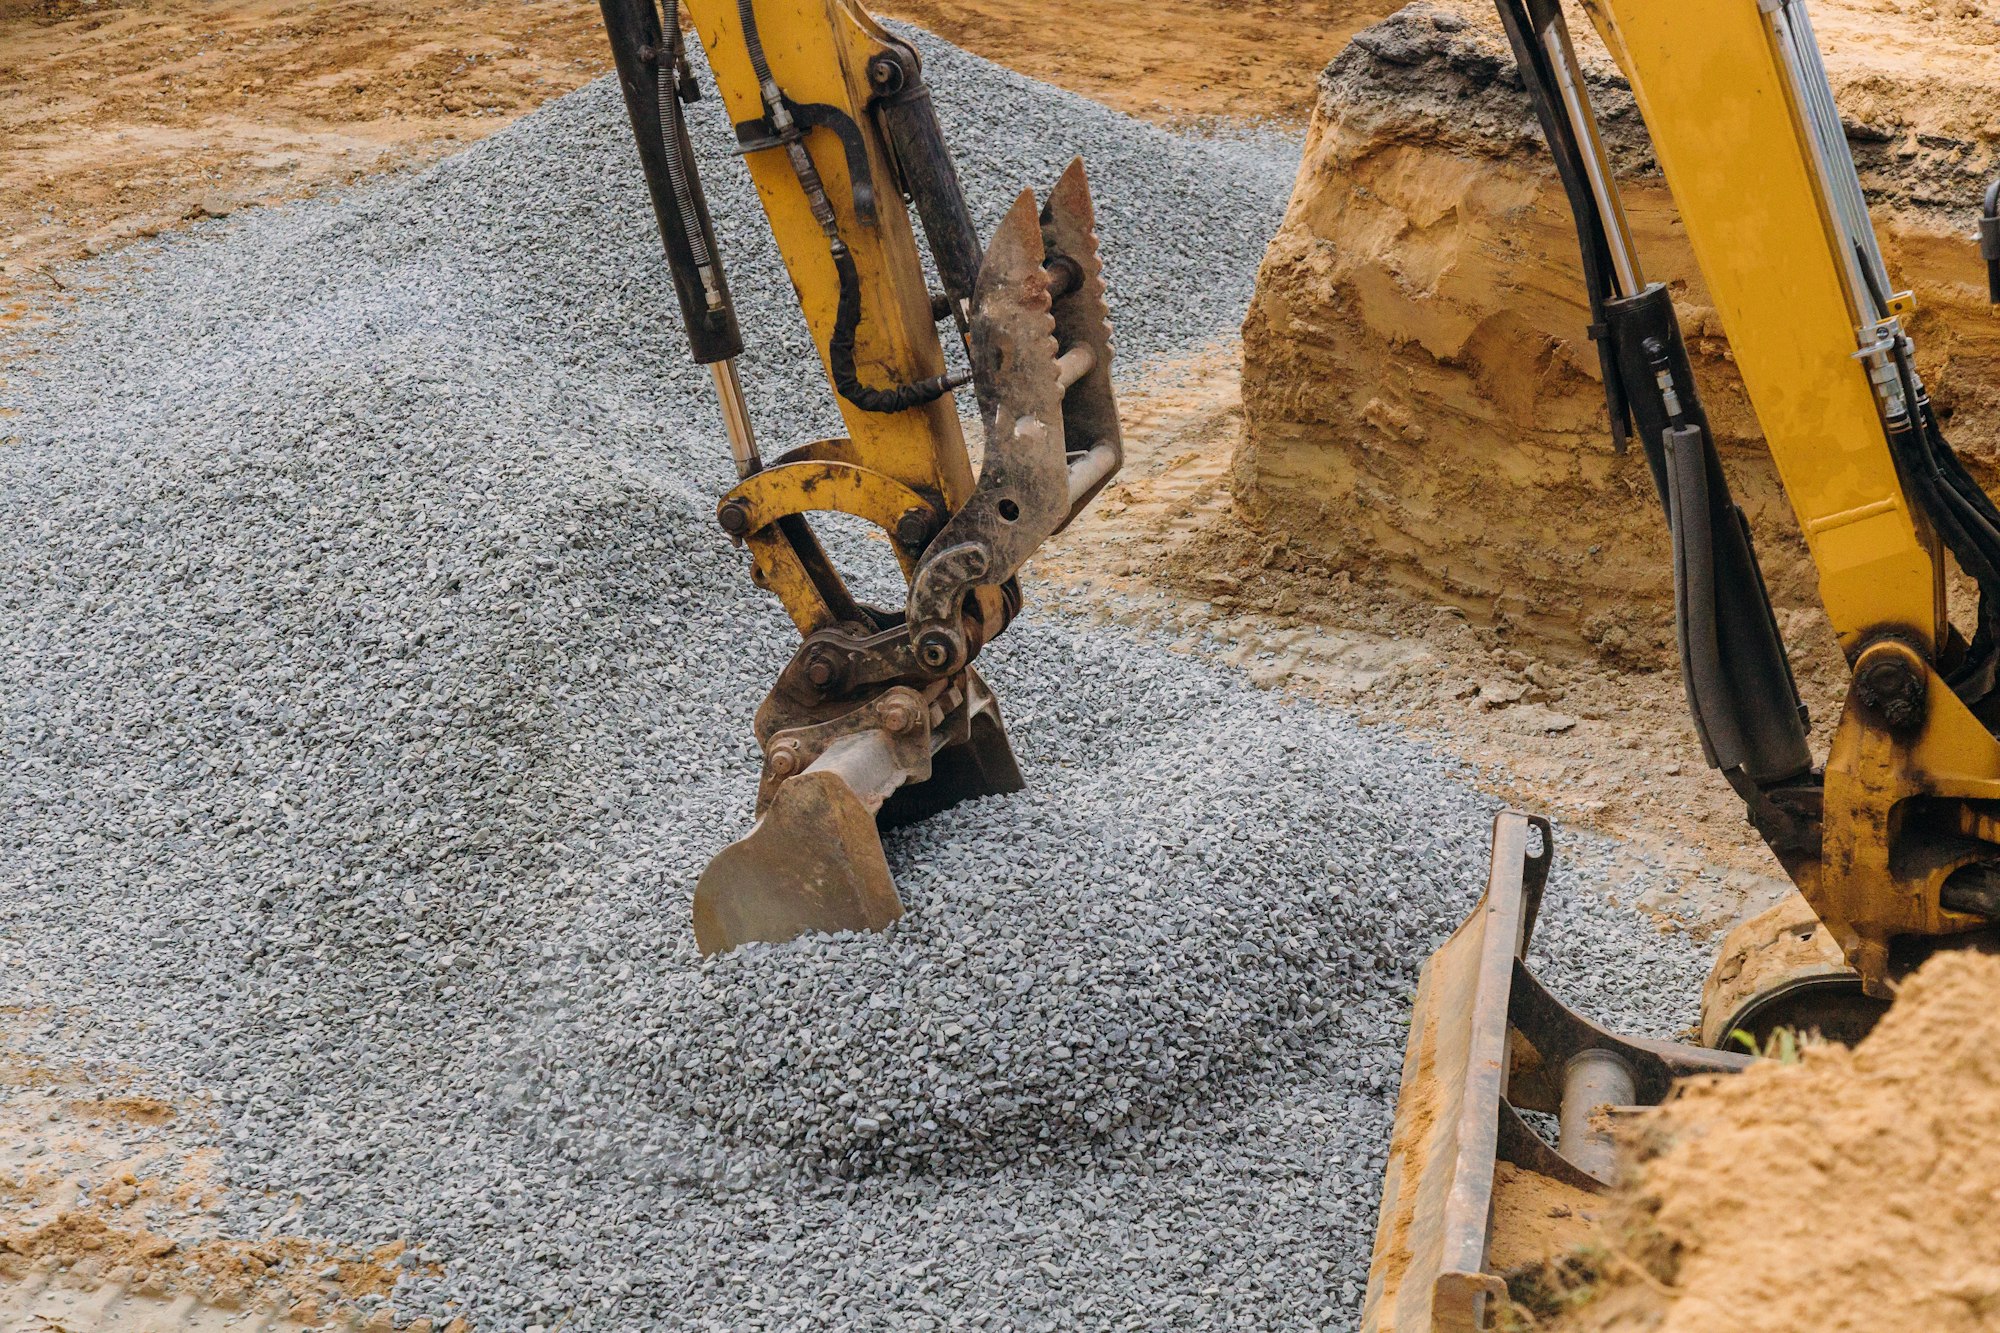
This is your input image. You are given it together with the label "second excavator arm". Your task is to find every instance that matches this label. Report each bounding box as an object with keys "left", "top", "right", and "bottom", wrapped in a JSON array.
[{"left": 1368, "top": 1, "right": 2000, "bottom": 1327}]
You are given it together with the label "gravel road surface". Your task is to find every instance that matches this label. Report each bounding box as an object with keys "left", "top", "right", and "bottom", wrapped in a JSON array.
[{"left": 0, "top": 30, "right": 1702, "bottom": 1331}]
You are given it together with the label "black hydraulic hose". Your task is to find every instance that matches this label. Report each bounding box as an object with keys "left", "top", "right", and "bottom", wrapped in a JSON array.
[
  {"left": 1881, "top": 345, "right": 2000, "bottom": 697},
  {"left": 1981, "top": 176, "right": 2000, "bottom": 306},
  {"left": 827, "top": 248, "right": 963, "bottom": 413},
  {"left": 1494, "top": 0, "right": 1634, "bottom": 452},
  {"left": 1854, "top": 239, "right": 1892, "bottom": 323},
  {"left": 1890, "top": 352, "right": 2000, "bottom": 587},
  {"left": 735, "top": 0, "right": 962, "bottom": 414}
]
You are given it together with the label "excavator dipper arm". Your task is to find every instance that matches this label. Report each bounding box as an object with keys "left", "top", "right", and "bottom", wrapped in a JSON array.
[{"left": 594, "top": 0, "right": 1124, "bottom": 954}]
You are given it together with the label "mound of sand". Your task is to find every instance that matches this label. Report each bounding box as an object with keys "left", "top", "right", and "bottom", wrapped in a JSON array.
[
  {"left": 1528, "top": 950, "right": 2000, "bottom": 1332},
  {"left": 1239, "top": 0, "right": 2000, "bottom": 667}
]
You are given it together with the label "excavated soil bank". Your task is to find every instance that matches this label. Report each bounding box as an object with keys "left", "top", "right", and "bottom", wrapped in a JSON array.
[
  {"left": 1239, "top": 0, "right": 2000, "bottom": 667},
  {"left": 1524, "top": 949, "right": 2000, "bottom": 1333}
]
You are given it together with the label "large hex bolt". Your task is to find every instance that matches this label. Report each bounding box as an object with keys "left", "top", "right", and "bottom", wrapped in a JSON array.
[
  {"left": 894, "top": 507, "right": 933, "bottom": 550},
  {"left": 802, "top": 647, "right": 844, "bottom": 693},
  {"left": 877, "top": 697, "right": 922, "bottom": 735},
  {"left": 717, "top": 498, "right": 753, "bottom": 539},
  {"left": 1854, "top": 643, "right": 1927, "bottom": 737}
]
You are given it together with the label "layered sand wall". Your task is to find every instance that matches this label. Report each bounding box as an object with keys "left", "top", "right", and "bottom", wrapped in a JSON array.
[{"left": 1237, "top": 1, "right": 2000, "bottom": 665}]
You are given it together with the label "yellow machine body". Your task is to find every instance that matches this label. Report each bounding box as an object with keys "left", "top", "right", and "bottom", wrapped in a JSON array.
[
  {"left": 1369, "top": 0, "right": 2000, "bottom": 1327},
  {"left": 1581, "top": 0, "right": 2000, "bottom": 991}
]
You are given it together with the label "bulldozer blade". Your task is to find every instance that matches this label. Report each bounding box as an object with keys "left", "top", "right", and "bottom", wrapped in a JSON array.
[{"left": 1363, "top": 811, "right": 1748, "bottom": 1332}]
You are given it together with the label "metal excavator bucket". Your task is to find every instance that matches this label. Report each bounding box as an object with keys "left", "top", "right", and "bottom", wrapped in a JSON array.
[
  {"left": 692, "top": 162, "right": 1123, "bottom": 956},
  {"left": 1363, "top": 812, "right": 1749, "bottom": 1332},
  {"left": 692, "top": 673, "right": 1022, "bottom": 955}
]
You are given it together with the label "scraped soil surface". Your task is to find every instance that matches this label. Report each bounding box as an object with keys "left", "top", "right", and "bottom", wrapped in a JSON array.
[
  {"left": 0, "top": 0, "right": 1375, "bottom": 316},
  {"left": 0, "top": 0, "right": 612, "bottom": 316},
  {"left": 0, "top": 1037, "right": 424, "bottom": 1330},
  {"left": 1526, "top": 950, "right": 2000, "bottom": 1333}
]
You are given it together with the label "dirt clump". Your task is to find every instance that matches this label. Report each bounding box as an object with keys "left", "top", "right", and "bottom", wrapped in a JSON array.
[
  {"left": 1488, "top": 1162, "right": 1599, "bottom": 1276},
  {"left": 1529, "top": 949, "right": 2000, "bottom": 1332},
  {"left": 1238, "top": 0, "right": 2000, "bottom": 668}
]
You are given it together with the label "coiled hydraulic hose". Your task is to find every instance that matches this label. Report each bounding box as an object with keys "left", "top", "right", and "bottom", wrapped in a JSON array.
[{"left": 735, "top": 0, "right": 962, "bottom": 413}]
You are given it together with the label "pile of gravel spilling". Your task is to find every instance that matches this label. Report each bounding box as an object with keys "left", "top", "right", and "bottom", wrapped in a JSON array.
[
  {"left": 527, "top": 667, "right": 1495, "bottom": 1182},
  {"left": 0, "top": 29, "right": 1703, "bottom": 1330}
]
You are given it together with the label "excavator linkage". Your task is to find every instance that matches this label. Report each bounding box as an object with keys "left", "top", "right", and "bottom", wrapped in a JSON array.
[
  {"left": 596, "top": 0, "right": 1122, "bottom": 956},
  {"left": 690, "top": 168, "right": 1121, "bottom": 955}
]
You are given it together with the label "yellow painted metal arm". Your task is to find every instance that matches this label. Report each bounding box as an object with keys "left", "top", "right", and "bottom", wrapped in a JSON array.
[
  {"left": 1579, "top": 0, "right": 2000, "bottom": 987},
  {"left": 685, "top": 0, "right": 973, "bottom": 537},
  {"left": 1580, "top": 0, "right": 1942, "bottom": 656}
]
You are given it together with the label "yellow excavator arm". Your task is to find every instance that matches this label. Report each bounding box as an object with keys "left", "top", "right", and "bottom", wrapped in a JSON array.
[
  {"left": 1368, "top": 0, "right": 2000, "bottom": 1326},
  {"left": 1583, "top": 0, "right": 2000, "bottom": 1010},
  {"left": 593, "top": 0, "right": 1123, "bottom": 954}
]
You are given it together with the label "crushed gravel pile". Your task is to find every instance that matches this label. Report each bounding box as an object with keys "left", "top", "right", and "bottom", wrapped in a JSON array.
[{"left": 0, "top": 29, "right": 1702, "bottom": 1331}]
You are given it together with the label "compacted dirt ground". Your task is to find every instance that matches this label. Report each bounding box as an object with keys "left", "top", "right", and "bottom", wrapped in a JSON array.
[
  {"left": 0, "top": 0, "right": 1370, "bottom": 315},
  {"left": 0, "top": 0, "right": 609, "bottom": 314}
]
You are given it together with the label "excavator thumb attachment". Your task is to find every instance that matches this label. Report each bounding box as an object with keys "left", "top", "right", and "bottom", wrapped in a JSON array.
[{"left": 1363, "top": 812, "right": 1749, "bottom": 1332}]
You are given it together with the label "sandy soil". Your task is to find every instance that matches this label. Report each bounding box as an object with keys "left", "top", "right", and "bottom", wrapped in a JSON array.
[
  {"left": 1520, "top": 950, "right": 2000, "bottom": 1332},
  {"left": 0, "top": 0, "right": 613, "bottom": 319},
  {"left": 881, "top": 0, "right": 1380, "bottom": 129},
  {"left": 0, "top": 1032, "right": 441, "bottom": 1329},
  {"left": 0, "top": 0, "right": 1377, "bottom": 319}
]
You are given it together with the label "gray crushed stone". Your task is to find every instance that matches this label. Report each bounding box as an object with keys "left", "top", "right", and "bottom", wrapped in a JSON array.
[{"left": 0, "top": 28, "right": 1702, "bottom": 1331}]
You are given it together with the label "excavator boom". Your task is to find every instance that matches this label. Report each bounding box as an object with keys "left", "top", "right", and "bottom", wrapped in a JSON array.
[{"left": 1369, "top": 0, "right": 2000, "bottom": 1325}]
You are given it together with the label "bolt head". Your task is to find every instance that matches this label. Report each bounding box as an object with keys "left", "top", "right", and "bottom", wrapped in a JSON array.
[
  {"left": 804, "top": 655, "right": 837, "bottom": 689},
  {"left": 717, "top": 500, "right": 751, "bottom": 536},
  {"left": 879, "top": 700, "right": 920, "bottom": 735},
  {"left": 917, "top": 632, "right": 954, "bottom": 670},
  {"left": 867, "top": 55, "right": 904, "bottom": 91},
  {"left": 1856, "top": 655, "right": 1926, "bottom": 734},
  {"left": 894, "top": 510, "right": 931, "bottom": 549},
  {"left": 768, "top": 741, "right": 802, "bottom": 777}
]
